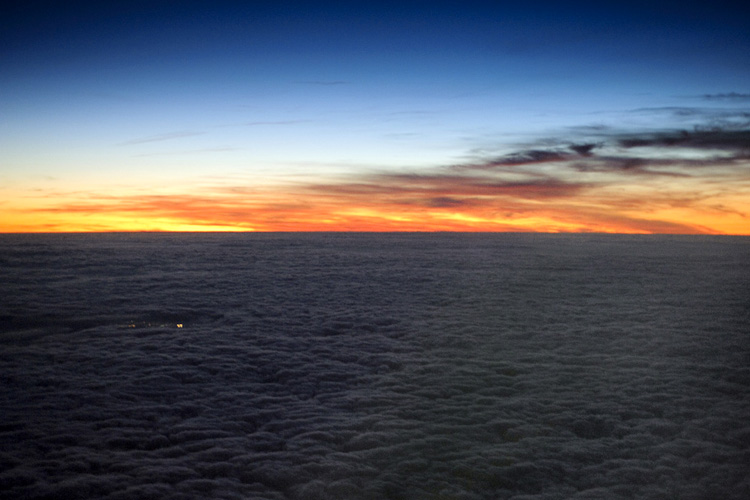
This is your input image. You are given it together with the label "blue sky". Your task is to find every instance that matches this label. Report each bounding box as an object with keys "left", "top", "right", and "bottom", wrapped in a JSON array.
[{"left": 2, "top": 1, "right": 749, "bottom": 232}]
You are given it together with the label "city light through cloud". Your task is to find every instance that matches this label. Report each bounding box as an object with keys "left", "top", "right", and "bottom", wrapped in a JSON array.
[{"left": 2, "top": 2, "right": 749, "bottom": 233}]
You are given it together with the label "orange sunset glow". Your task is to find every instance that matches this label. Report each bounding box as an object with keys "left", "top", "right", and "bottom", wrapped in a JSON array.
[{"left": 3, "top": 135, "right": 749, "bottom": 234}]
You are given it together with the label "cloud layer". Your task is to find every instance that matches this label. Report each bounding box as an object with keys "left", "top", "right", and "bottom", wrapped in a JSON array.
[{"left": 1, "top": 233, "right": 749, "bottom": 499}]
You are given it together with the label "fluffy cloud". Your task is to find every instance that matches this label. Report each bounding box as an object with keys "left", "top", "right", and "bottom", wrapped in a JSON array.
[{"left": 1, "top": 233, "right": 749, "bottom": 498}]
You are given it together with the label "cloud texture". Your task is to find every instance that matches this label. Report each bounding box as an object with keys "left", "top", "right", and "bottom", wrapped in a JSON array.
[{"left": 1, "top": 233, "right": 749, "bottom": 499}]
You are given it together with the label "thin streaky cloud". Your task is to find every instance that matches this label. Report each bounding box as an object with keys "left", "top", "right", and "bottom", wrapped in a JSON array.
[
  {"left": 241, "top": 120, "right": 312, "bottom": 126},
  {"left": 133, "top": 147, "right": 240, "bottom": 158},
  {"left": 385, "top": 110, "right": 439, "bottom": 117},
  {"left": 466, "top": 149, "right": 570, "bottom": 169},
  {"left": 117, "top": 131, "right": 205, "bottom": 146},
  {"left": 306, "top": 174, "right": 589, "bottom": 200},
  {"left": 701, "top": 92, "right": 750, "bottom": 101},
  {"left": 629, "top": 106, "right": 707, "bottom": 117},
  {"left": 294, "top": 80, "right": 349, "bottom": 86},
  {"left": 213, "top": 120, "right": 312, "bottom": 129},
  {"left": 626, "top": 107, "right": 750, "bottom": 126}
]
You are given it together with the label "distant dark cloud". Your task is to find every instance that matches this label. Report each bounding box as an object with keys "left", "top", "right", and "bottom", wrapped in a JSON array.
[
  {"left": 423, "top": 196, "right": 473, "bottom": 208},
  {"left": 567, "top": 124, "right": 611, "bottom": 133},
  {"left": 431, "top": 121, "right": 749, "bottom": 231},
  {"left": 570, "top": 156, "right": 694, "bottom": 177},
  {"left": 473, "top": 124, "right": 750, "bottom": 176},
  {"left": 476, "top": 149, "right": 570, "bottom": 168},
  {"left": 627, "top": 107, "right": 750, "bottom": 129},
  {"left": 462, "top": 143, "right": 600, "bottom": 169},
  {"left": 701, "top": 92, "right": 750, "bottom": 101},
  {"left": 569, "top": 143, "right": 599, "bottom": 156},
  {"left": 629, "top": 106, "right": 707, "bottom": 117},
  {"left": 619, "top": 129, "right": 750, "bottom": 153}
]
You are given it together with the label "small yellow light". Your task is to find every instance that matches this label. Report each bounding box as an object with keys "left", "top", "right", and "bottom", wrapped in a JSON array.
[{"left": 176, "top": 324, "right": 183, "bottom": 328}]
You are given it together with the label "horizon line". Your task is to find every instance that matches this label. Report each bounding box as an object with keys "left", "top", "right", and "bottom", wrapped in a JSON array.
[{"left": 2, "top": 230, "right": 748, "bottom": 236}]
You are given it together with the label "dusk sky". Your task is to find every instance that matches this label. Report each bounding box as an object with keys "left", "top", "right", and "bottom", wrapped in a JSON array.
[{"left": 2, "top": 1, "right": 749, "bottom": 233}]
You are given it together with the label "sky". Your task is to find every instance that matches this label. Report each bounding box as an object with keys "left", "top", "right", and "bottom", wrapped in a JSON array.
[{"left": 2, "top": 1, "right": 749, "bottom": 233}]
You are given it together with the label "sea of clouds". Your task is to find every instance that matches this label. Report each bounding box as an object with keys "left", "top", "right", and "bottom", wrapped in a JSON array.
[{"left": 1, "top": 233, "right": 749, "bottom": 499}]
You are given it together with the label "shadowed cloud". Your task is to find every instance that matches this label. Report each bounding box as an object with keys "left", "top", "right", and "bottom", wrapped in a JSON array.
[
  {"left": 569, "top": 143, "right": 599, "bottom": 156},
  {"left": 701, "top": 92, "right": 750, "bottom": 101},
  {"left": 2, "top": 232, "right": 748, "bottom": 498},
  {"left": 476, "top": 149, "right": 570, "bottom": 168},
  {"left": 423, "top": 197, "right": 472, "bottom": 208},
  {"left": 462, "top": 122, "right": 750, "bottom": 176},
  {"left": 309, "top": 174, "right": 588, "bottom": 200},
  {"left": 617, "top": 129, "right": 750, "bottom": 150}
]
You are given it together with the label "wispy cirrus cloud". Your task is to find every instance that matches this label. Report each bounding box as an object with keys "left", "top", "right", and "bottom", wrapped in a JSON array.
[
  {"left": 627, "top": 106, "right": 750, "bottom": 129},
  {"left": 700, "top": 92, "right": 750, "bottom": 101},
  {"left": 307, "top": 174, "right": 587, "bottom": 201},
  {"left": 240, "top": 120, "right": 311, "bottom": 126},
  {"left": 117, "top": 130, "right": 205, "bottom": 146},
  {"left": 133, "top": 147, "right": 240, "bottom": 158},
  {"left": 294, "top": 80, "right": 349, "bottom": 86}
]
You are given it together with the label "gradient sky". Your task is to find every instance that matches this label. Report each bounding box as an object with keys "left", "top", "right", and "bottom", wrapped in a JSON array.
[{"left": 2, "top": 1, "right": 749, "bottom": 233}]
